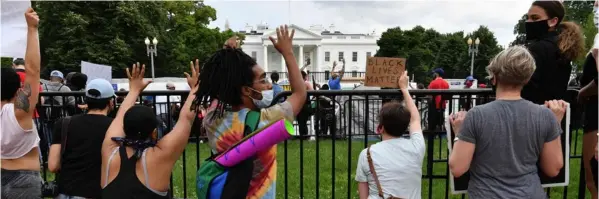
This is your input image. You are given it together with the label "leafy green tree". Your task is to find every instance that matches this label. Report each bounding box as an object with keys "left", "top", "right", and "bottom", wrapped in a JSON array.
[{"left": 35, "top": 1, "right": 239, "bottom": 78}]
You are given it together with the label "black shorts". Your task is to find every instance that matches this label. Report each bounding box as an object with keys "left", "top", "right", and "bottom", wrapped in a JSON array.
[{"left": 584, "top": 101, "right": 598, "bottom": 132}]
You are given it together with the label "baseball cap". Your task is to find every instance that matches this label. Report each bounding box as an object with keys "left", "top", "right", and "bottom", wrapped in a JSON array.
[
  {"left": 432, "top": 68, "right": 444, "bottom": 76},
  {"left": 50, "top": 70, "right": 64, "bottom": 79},
  {"left": 85, "top": 79, "right": 115, "bottom": 99},
  {"left": 466, "top": 76, "right": 474, "bottom": 81}
]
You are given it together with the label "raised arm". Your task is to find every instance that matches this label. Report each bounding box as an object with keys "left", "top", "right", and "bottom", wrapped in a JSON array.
[
  {"left": 269, "top": 25, "right": 306, "bottom": 115},
  {"left": 338, "top": 59, "right": 346, "bottom": 79},
  {"left": 155, "top": 60, "right": 200, "bottom": 161},
  {"left": 398, "top": 71, "right": 421, "bottom": 133},
  {"left": 15, "top": 8, "right": 41, "bottom": 130},
  {"left": 300, "top": 63, "right": 309, "bottom": 72},
  {"left": 102, "top": 63, "right": 152, "bottom": 155},
  {"left": 330, "top": 61, "right": 337, "bottom": 79}
]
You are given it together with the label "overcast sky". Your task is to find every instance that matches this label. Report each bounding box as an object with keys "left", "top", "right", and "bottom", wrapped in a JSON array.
[{"left": 205, "top": 0, "right": 534, "bottom": 47}]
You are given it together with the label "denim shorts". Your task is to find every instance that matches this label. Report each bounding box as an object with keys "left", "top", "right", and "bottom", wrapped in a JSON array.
[{"left": 1, "top": 169, "right": 42, "bottom": 199}]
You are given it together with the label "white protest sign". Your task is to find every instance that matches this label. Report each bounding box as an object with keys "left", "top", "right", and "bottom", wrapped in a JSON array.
[
  {"left": 81, "top": 61, "right": 112, "bottom": 83},
  {"left": 1, "top": 1, "right": 31, "bottom": 58}
]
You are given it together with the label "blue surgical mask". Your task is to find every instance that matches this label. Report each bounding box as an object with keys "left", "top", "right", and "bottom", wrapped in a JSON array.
[{"left": 251, "top": 90, "right": 274, "bottom": 109}]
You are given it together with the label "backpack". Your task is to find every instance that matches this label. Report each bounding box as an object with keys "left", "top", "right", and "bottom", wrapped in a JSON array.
[
  {"left": 196, "top": 110, "right": 261, "bottom": 199},
  {"left": 43, "top": 84, "right": 65, "bottom": 121}
]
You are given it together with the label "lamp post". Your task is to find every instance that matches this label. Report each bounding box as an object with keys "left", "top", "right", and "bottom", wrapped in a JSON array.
[
  {"left": 145, "top": 37, "right": 158, "bottom": 80},
  {"left": 467, "top": 37, "right": 480, "bottom": 76}
]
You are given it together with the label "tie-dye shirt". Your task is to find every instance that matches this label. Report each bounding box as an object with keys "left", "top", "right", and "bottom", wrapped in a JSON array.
[{"left": 203, "top": 102, "right": 295, "bottom": 199}]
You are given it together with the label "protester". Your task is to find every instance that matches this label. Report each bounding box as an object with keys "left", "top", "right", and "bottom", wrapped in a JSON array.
[
  {"left": 315, "top": 84, "right": 337, "bottom": 137},
  {"left": 328, "top": 59, "right": 346, "bottom": 91},
  {"left": 194, "top": 25, "right": 306, "bottom": 198},
  {"left": 427, "top": 68, "right": 449, "bottom": 131},
  {"left": 0, "top": 7, "right": 42, "bottom": 198},
  {"left": 464, "top": 76, "right": 475, "bottom": 89},
  {"left": 43, "top": 70, "right": 76, "bottom": 115},
  {"left": 355, "top": 71, "right": 424, "bottom": 199},
  {"left": 448, "top": 46, "right": 566, "bottom": 199},
  {"left": 48, "top": 79, "right": 115, "bottom": 199},
  {"left": 296, "top": 71, "right": 314, "bottom": 140},
  {"left": 270, "top": 71, "right": 283, "bottom": 99},
  {"left": 521, "top": 0, "right": 585, "bottom": 105},
  {"left": 578, "top": 35, "right": 599, "bottom": 198},
  {"left": 101, "top": 61, "right": 199, "bottom": 198}
]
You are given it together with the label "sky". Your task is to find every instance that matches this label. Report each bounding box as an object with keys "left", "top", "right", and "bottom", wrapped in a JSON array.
[{"left": 205, "top": 0, "right": 535, "bottom": 47}]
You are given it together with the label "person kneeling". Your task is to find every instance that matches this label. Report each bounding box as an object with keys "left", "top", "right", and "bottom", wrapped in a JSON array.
[{"left": 355, "top": 71, "right": 425, "bottom": 199}]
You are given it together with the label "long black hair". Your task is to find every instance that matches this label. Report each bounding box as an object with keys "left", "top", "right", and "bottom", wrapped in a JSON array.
[{"left": 192, "top": 47, "right": 257, "bottom": 118}]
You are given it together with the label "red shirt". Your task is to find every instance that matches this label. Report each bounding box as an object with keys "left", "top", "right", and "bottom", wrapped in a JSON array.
[
  {"left": 428, "top": 77, "right": 449, "bottom": 109},
  {"left": 16, "top": 70, "right": 41, "bottom": 118}
]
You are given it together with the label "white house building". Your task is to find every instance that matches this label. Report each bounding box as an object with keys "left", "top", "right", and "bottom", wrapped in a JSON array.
[{"left": 239, "top": 23, "right": 380, "bottom": 72}]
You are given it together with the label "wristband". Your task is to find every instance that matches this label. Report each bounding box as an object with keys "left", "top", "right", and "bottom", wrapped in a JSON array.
[{"left": 453, "top": 137, "right": 459, "bottom": 142}]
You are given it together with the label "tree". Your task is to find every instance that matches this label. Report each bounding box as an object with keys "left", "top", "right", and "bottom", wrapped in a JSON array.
[
  {"left": 376, "top": 25, "right": 503, "bottom": 83},
  {"left": 35, "top": 1, "right": 239, "bottom": 78}
]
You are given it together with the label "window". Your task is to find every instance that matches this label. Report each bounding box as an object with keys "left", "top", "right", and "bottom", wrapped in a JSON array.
[
  {"left": 325, "top": 52, "right": 330, "bottom": 62},
  {"left": 337, "top": 36, "right": 346, "bottom": 39},
  {"left": 251, "top": 51, "right": 257, "bottom": 59},
  {"left": 338, "top": 52, "right": 344, "bottom": 61},
  {"left": 352, "top": 70, "right": 358, "bottom": 77},
  {"left": 351, "top": 36, "right": 360, "bottom": 39},
  {"left": 352, "top": 52, "right": 358, "bottom": 62},
  {"left": 366, "top": 52, "right": 372, "bottom": 58}
]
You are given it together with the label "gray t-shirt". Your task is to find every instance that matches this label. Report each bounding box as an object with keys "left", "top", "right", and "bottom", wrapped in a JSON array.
[{"left": 457, "top": 99, "right": 561, "bottom": 199}]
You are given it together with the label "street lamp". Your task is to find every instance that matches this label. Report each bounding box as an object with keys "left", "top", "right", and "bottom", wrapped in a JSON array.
[
  {"left": 467, "top": 37, "right": 480, "bottom": 76},
  {"left": 145, "top": 37, "right": 158, "bottom": 79}
]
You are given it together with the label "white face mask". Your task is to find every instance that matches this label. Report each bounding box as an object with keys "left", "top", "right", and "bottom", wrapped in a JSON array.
[{"left": 251, "top": 90, "right": 273, "bottom": 109}]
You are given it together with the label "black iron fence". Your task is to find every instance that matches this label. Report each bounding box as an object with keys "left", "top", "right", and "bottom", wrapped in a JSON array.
[
  {"left": 265, "top": 71, "right": 366, "bottom": 83},
  {"left": 35, "top": 88, "right": 589, "bottom": 199}
]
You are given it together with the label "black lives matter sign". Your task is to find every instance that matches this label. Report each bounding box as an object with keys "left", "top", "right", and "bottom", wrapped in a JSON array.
[{"left": 364, "top": 57, "right": 406, "bottom": 88}]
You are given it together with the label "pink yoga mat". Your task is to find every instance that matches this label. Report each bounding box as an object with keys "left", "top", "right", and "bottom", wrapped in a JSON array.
[{"left": 215, "top": 119, "right": 294, "bottom": 167}]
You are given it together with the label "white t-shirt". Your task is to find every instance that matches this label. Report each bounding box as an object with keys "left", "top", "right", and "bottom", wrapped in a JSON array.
[{"left": 355, "top": 132, "right": 425, "bottom": 199}]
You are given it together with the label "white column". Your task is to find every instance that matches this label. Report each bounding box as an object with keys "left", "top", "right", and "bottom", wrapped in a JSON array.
[
  {"left": 263, "top": 45, "right": 268, "bottom": 72},
  {"left": 316, "top": 45, "right": 322, "bottom": 72},
  {"left": 299, "top": 45, "right": 304, "bottom": 70},
  {"left": 309, "top": 50, "right": 314, "bottom": 71}
]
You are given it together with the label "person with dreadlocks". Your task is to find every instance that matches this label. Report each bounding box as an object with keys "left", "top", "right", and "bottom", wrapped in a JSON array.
[
  {"left": 100, "top": 61, "right": 200, "bottom": 199},
  {"left": 195, "top": 25, "right": 306, "bottom": 199}
]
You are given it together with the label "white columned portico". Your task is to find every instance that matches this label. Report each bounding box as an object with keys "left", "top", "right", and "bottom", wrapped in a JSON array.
[
  {"left": 281, "top": 55, "right": 286, "bottom": 72},
  {"left": 299, "top": 45, "right": 304, "bottom": 69},
  {"left": 263, "top": 45, "right": 268, "bottom": 71}
]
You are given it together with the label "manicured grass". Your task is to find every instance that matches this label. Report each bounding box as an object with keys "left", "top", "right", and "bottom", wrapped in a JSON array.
[{"left": 42, "top": 130, "right": 593, "bottom": 199}]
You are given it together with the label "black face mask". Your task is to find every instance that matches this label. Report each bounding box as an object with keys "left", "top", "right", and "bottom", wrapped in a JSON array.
[{"left": 525, "top": 20, "right": 550, "bottom": 41}]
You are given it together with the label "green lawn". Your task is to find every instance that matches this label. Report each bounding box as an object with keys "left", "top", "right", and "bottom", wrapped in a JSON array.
[{"left": 42, "top": 130, "right": 593, "bottom": 199}]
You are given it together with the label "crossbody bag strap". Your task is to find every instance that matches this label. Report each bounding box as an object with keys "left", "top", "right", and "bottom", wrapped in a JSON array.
[{"left": 367, "top": 146, "right": 385, "bottom": 198}]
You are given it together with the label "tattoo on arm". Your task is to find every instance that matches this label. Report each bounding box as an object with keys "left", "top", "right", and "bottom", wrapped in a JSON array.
[{"left": 15, "top": 84, "right": 32, "bottom": 113}]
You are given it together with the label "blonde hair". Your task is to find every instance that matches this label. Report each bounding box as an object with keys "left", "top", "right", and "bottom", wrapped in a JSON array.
[{"left": 486, "top": 46, "right": 536, "bottom": 86}]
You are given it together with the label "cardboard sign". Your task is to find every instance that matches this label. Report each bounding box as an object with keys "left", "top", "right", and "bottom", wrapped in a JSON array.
[
  {"left": 81, "top": 61, "right": 112, "bottom": 83},
  {"left": 364, "top": 57, "right": 406, "bottom": 88},
  {"left": 446, "top": 104, "right": 571, "bottom": 194}
]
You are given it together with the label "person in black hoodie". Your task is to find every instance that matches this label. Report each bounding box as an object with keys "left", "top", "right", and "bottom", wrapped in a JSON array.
[
  {"left": 521, "top": 1, "right": 585, "bottom": 105},
  {"left": 521, "top": 0, "right": 586, "bottom": 192}
]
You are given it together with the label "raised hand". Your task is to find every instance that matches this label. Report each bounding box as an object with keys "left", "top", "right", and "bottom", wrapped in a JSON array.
[
  {"left": 268, "top": 25, "right": 295, "bottom": 55},
  {"left": 545, "top": 100, "right": 567, "bottom": 122},
  {"left": 126, "top": 62, "right": 152, "bottom": 93},
  {"left": 25, "top": 7, "right": 39, "bottom": 28},
  {"left": 450, "top": 111, "right": 467, "bottom": 135},
  {"left": 184, "top": 59, "right": 200, "bottom": 89},
  {"left": 398, "top": 71, "right": 409, "bottom": 89}
]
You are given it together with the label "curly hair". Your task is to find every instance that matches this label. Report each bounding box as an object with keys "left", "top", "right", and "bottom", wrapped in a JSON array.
[
  {"left": 557, "top": 21, "right": 585, "bottom": 61},
  {"left": 192, "top": 48, "right": 257, "bottom": 118}
]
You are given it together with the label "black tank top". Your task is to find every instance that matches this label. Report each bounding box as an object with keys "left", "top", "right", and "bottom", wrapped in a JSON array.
[{"left": 101, "top": 147, "right": 168, "bottom": 199}]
